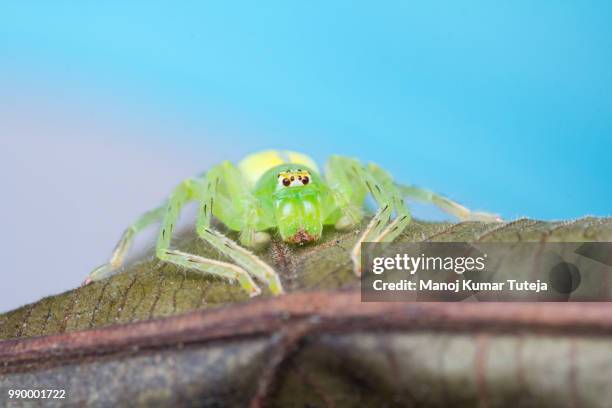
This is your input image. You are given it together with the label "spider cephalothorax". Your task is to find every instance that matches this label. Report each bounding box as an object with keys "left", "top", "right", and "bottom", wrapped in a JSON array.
[{"left": 84, "top": 150, "right": 501, "bottom": 296}]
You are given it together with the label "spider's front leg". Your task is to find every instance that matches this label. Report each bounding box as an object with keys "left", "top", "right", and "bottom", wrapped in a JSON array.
[
  {"left": 194, "top": 166, "right": 284, "bottom": 295},
  {"left": 325, "top": 156, "right": 413, "bottom": 276},
  {"left": 155, "top": 178, "right": 263, "bottom": 297},
  {"left": 349, "top": 163, "right": 413, "bottom": 275}
]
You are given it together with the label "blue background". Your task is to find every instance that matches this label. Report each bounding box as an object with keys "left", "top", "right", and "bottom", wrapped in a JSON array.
[{"left": 1, "top": 1, "right": 610, "bottom": 310}]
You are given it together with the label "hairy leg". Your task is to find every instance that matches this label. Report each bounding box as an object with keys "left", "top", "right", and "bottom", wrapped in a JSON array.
[
  {"left": 398, "top": 185, "right": 502, "bottom": 222},
  {"left": 83, "top": 205, "right": 166, "bottom": 284},
  {"left": 195, "top": 166, "right": 283, "bottom": 295},
  {"left": 155, "top": 178, "right": 262, "bottom": 297},
  {"left": 351, "top": 163, "right": 413, "bottom": 275},
  {"left": 326, "top": 157, "right": 412, "bottom": 275}
]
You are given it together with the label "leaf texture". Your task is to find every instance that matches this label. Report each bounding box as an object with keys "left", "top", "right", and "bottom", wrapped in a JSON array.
[{"left": 1, "top": 217, "right": 612, "bottom": 407}]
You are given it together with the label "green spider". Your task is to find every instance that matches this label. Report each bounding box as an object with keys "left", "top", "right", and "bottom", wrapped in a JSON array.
[{"left": 83, "top": 150, "right": 500, "bottom": 296}]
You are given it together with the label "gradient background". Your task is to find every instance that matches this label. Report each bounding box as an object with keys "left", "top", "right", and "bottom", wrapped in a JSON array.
[{"left": 1, "top": 1, "right": 610, "bottom": 312}]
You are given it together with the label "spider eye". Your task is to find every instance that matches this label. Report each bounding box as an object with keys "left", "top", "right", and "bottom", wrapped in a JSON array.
[
  {"left": 282, "top": 178, "right": 291, "bottom": 187},
  {"left": 302, "top": 176, "right": 309, "bottom": 185}
]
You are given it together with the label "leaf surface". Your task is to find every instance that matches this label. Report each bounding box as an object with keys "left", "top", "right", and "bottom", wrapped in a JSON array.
[{"left": 1, "top": 217, "right": 612, "bottom": 407}]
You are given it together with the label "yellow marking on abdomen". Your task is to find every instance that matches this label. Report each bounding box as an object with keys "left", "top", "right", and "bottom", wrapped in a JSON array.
[{"left": 238, "top": 150, "right": 318, "bottom": 185}]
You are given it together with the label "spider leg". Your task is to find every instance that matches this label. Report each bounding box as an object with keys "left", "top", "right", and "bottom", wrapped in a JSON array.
[
  {"left": 323, "top": 155, "right": 367, "bottom": 230},
  {"left": 83, "top": 204, "right": 166, "bottom": 284},
  {"left": 153, "top": 177, "right": 262, "bottom": 296},
  {"left": 398, "top": 185, "right": 502, "bottom": 222},
  {"left": 195, "top": 167, "right": 283, "bottom": 295},
  {"left": 209, "top": 160, "right": 272, "bottom": 250},
  {"left": 348, "top": 163, "right": 413, "bottom": 275},
  {"left": 325, "top": 157, "right": 412, "bottom": 276}
]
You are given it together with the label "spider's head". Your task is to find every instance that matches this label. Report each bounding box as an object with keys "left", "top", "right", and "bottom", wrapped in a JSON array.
[{"left": 273, "top": 168, "right": 322, "bottom": 244}]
